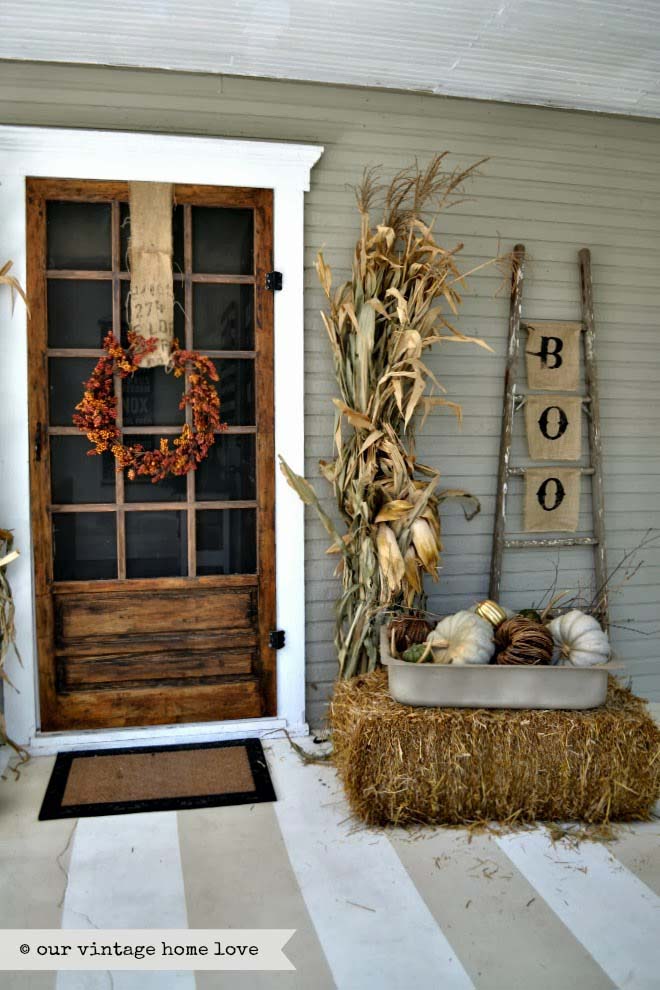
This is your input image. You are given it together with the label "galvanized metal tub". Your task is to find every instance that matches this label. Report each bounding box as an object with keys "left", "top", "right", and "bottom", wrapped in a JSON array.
[{"left": 380, "top": 628, "right": 609, "bottom": 710}]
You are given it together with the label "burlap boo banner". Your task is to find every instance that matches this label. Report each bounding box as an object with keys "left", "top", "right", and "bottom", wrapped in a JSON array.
[
  {"left": 524, "top": 467, "right": 581, "bottom": 533},
  {"left": 525, "top": 322, "right": 581, "bottom": 391},
  {"left": 128, "top": 181, "right": 174, "bottom": 368},
  {"left": 525, "top": 394, "right": 582, "bottom": 461}
]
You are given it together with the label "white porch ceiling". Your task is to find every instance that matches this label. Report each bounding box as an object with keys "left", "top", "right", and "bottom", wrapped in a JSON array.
[{"left": 1, "top": 1, "right": 660, "bottom": 118}]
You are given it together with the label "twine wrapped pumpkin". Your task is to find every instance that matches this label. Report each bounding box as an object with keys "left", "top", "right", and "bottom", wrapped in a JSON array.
[
  {"left": 389, "top": 616, "right": 434, "bottom": 657},
  {"left": 494, "top": 616, "right": 554, "bottom": 666}
]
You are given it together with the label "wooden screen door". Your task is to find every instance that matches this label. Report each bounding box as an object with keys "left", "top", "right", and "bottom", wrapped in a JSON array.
[{"left": 26, "top": 178, "right": 277, "bottom": 731}]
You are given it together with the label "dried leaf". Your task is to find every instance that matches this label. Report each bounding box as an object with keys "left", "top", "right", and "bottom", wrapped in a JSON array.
[
  {"left": 332, "top": 398, "right": 374, "bottom": 431},
  {"left": 358, "top": 429, "right": 384, "bottom": 456},
  {"left": 0, "top": 260, "right": 29, "bottom": 315},
  {"left": 356, "top": 302, "right": 376, "bottom": 412},
  {"left": 374, "top": 499, "right": 413, "bottom": 522},
  {"left": 403, "top": 545, "right": 423, "bottom": 595},
  {"left": 437, "top": 489, "right": 481, "bottom": 521}
]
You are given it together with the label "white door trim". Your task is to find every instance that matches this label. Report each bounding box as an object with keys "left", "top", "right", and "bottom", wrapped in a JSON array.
[{"left": 0, "top": 125, "right": 323, "bottom": 752}]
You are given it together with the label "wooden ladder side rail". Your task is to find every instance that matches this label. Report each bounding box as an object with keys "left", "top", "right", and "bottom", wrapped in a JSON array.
[
  {"left": 580, "top": 247, "right": 609, "bottom": 630},
  {"left": 489, "top": 243, "right": 525, "bottom": 601}
]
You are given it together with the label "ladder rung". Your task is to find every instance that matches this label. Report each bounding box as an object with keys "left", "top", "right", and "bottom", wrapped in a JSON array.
[
  {"left": 508, "top": 466, "right": 595, "bottom": 476},
  {"left": 504, "top": 537, "right": 599, "bottom": 549},
  {"left": 521, "top": 320, "right": 584, "bottom": 333},
  {"left": 512, "top": 393, "right": 591, "bottom": 402}
]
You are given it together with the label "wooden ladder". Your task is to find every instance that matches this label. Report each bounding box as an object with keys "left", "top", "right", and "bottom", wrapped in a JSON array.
[{"left": 488, "top": 245, "right": 609, "bottom": 628}]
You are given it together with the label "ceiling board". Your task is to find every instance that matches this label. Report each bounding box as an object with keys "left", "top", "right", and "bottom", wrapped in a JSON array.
[{"left": 1, "top": 1, "right": 660, "bottom": 118}]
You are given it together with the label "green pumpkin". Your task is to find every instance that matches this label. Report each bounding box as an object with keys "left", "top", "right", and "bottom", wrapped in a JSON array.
[
  {"left": 518, "top": 608, "right": 543, "bottom": 623},
  {"left": 402, "top": 642, "right": 431, "bottom": 663}
]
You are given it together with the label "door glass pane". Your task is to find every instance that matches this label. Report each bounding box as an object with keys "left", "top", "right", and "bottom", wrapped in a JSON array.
[
  {"left": 47, "top": 280, "right": 113, "bottom": 348},
  {"left": 196, "top": 509, "right": 256, "bottom": 575},
  {"left": 193, "top": 284, "right": 254, "bottom": 350},
  {"left": 174, "top": 281, "right": 186, "bottom": 344},
  {"left": 214, "top": 360, "right": 255, "bottom": 426},
  {"left": 123, "top": 437, "right": 187, "bottom": 502},
  {"left": 120, "top": 203, "right": 184, "bottom": 273},
  {"left": 122, "top": 369, "right": 185, "bottom": 427},
  {"left": 196, "top": 435, "right": 256, "bottom": 501},
  {"left": 192, "top": 207, "right": 253, "bottom": 275},
  {"left": 49, "top": 358, "right": 97, "bottom": 426},
  {"left": 53, "top": 512, "right": 117, "bottom": 581},
  {"left": 47, "top": 202, "right": 112, "bottom": 271},
  {"left": 51, "top": 437, "right": 116, "bottom": 504},
  {"left": 126, "top": 511, "right": 187, "bottom": 578}
]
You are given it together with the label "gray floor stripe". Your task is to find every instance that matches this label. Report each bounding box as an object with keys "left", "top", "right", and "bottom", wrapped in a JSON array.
[
  {"left": 390, "top": 826, "right": 616, "bottom": 990},
  {"left": 497, "top": 828, "right": 660, "bottom": 990},
  {"left": 602, "top": 822, "right": 660, "bottom": 898},
  {"left": 269, "top": 741, "right": 474, "bottom": 990},
  {"left": 178, "top": 800, "right": 335, "bottom": 989}
]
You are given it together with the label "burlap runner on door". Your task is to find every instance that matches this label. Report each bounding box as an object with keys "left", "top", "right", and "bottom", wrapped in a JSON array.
[{"left": 128, "top": 181, "right": 174, "bottom": 368}]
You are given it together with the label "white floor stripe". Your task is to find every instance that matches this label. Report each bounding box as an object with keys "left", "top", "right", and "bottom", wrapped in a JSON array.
[
  {"left": 268, "top": 742, "right": 474, "bottom": 990},
  {"left": 496, "top": 830, "right": 660, "bottom": 990},
  {"left": 57, "top": 812, "right": 194, "bottom": 990}
]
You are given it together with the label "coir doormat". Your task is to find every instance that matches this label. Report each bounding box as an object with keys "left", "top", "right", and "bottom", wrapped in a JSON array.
[{"left": 39, "top": 738, "right": 276, "bottom": 820}]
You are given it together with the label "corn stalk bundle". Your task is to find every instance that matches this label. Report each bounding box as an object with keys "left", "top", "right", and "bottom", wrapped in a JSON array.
[
  {"left": 0, "top": 530, "right": 19, "bottom": 669},
  {"left": 281, "top": 155, "right": 495, "bottom": 679},
  {"left": 0, "top": 260, "right": 28, "bottom": 312},
  {"left": 0, "top": 262, "right": 24, "bottom": 682},
  {"left": 1, "top": 525, "right": 24, "bottom": 761},
  {"left": 1, "top": 263, "right": 27, "bottom": 758}
]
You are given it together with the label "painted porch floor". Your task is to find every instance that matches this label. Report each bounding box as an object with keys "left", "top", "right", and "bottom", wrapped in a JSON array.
[{"left": 0, "top": 740, "right": 659, "bottom": 990}]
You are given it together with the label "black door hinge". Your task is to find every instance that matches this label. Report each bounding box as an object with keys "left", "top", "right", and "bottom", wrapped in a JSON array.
[
  {"left": 269, "top": 629, "right": 286, "bottom": 650},
  {"left": 265, "top": 271, "right": 283, "bottom": 291}
]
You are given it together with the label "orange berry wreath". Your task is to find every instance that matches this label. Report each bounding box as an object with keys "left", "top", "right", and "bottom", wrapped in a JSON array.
[{"left": 74, "top": 331, "right": 225, "bottom": 483}]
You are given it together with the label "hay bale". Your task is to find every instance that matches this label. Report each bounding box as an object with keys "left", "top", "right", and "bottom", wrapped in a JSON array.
[{"left": 330, "top": 671, "right": 660, "bottom": 826}]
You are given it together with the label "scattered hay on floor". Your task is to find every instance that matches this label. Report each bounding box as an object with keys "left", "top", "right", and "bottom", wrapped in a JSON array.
[{"left": 330, "top": 671, "right": 660, "bottom": 827}]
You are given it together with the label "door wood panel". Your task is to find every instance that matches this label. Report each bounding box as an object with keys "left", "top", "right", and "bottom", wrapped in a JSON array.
[
  {"left": 54, "top": 586, "right": 257, "bottom": 641},
  {"left": 58, "top": 648, "right": 256, "bottom": 692},
  {"left": 27, "top": 177, "right": 277, "bottom": 731}
]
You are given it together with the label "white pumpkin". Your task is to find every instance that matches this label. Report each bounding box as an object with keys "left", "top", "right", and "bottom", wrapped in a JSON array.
[
  {"left": 427, "top": 611, "right": 494, "bottom": 665},
  {"left": 547, "top": 609, "right": 610, "bottom": 667}
]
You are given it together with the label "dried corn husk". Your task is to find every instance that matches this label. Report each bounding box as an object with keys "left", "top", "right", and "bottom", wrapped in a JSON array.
[
  {"left": 281, "top": 156, "right": 496, "bottom": 677},
  {"left": 0, "top": 530, "right": 19, "bottom": 672},
  {"left": 0, "top": 260, "right": 29, "bottom": 314},
  {"left": 1, "top": 265, "right": 28, "bottom": 759}
]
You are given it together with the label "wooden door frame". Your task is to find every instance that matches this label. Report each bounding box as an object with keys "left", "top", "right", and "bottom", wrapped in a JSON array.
[
  {"left": 26, "top": 177, "right": 277, "bottom": 730},
  {"left": 0, "top": 125, "right": 323, "bottom": 750}
]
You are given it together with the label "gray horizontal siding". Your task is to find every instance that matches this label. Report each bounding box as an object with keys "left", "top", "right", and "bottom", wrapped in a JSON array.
[{"left": 0, "top": 61, "right": 659, "bottom": 727}]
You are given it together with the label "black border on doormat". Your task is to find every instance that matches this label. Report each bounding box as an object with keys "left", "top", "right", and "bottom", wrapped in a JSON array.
[{"left": 38, "top": 737, "right": 276, "bottom": 821}]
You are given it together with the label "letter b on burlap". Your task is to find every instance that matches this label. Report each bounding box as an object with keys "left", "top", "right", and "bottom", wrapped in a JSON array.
[{"left": 525, "top": 323, "right": 581, "bottom": 391}]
